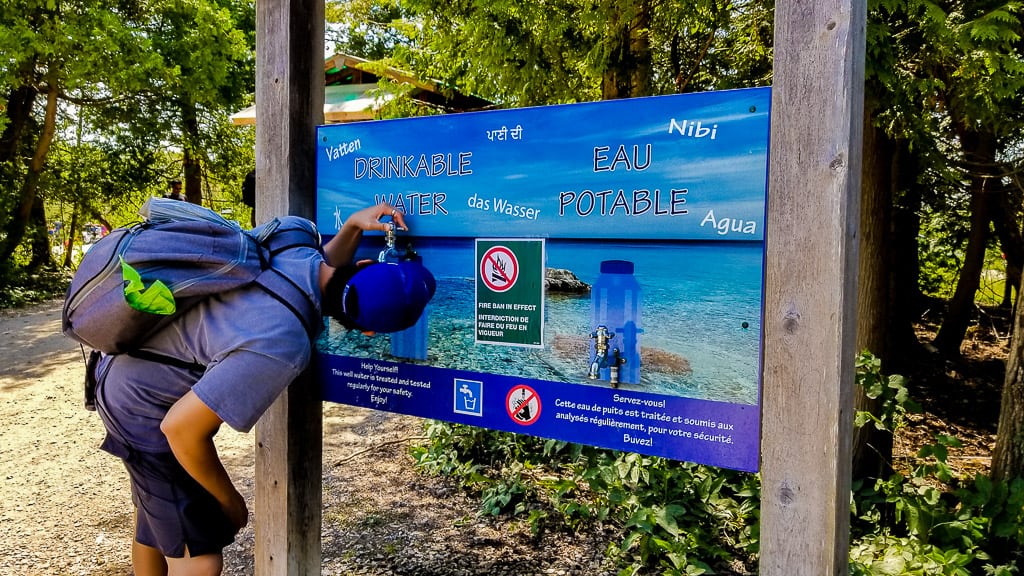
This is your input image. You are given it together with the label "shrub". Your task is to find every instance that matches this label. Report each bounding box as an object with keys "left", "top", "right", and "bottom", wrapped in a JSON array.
[{"left": 412, "top": 351, "right": 1024, "bottom": 575}]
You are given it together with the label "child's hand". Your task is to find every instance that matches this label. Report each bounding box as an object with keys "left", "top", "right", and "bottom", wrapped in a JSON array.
[
  {"left": 223, "top": 488, "right": 249, "bottom": 533},
  {"left": 347, "top": 203, "right": 408, "bottom": 232}
]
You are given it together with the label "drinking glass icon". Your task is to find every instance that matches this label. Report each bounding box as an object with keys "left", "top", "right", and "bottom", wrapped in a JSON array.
[{"left": 459, "top": 383, "right": 477, "bottom": 411}]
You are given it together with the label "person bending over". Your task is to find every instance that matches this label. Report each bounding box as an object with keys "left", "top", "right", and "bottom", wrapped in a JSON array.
[{"left": 92, "top": 202, "right": 434, "bottom": 575}]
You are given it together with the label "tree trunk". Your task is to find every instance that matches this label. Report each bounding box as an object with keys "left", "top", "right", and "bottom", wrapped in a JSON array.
[
  {"left": 852, "top": 108, "right": 895, "bottom": 480},
  {"left": 27, "top": 195, "right": 51, "bottom": 270},
  {"left": 0, "top": 70, "right": 59, "bottom": 264},
  {"left": 886, "top": 142, "right": 925, "bottom": 373},
  {"left": 62, "top": 205, "right": 80, "bottom": 269},
  {"left": 601, "top": 0, "right": 652, "bottom": 99},
  {"left": 990, "top": 182, "right": 1022, "bottom": 310},
  {"left": 933, "top": 130, "right": 998, "bottom": 357},
  {"left": 991, "top": 269, "right": 1024, "bottom": 482},
  {"left": 183, "top": 146, "right": 202, "bottom": 205},
  {"left": 0, "top": 84, "right": 39, "bottom": 261},
  {"left": 628, "top": 0, "right": 652, "bottom": 98},
  {"left": 181, "top": 100, "right": 204, "bottom": 205},
  {"left": 0, "top": 77, "right": 38, "bottom": 164}
]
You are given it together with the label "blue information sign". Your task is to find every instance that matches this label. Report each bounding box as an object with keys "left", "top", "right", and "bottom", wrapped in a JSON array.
[{"left": 316, "top": 87, "right": 770, "bottom": 472}]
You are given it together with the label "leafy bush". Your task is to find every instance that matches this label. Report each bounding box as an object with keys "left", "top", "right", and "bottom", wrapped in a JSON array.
[
  {"left": 412, "top": 422, "right": 760, "bottom": 573},
  {"left": 0, "top": 262, "right": 71, "bottom": 310},
  {"left": 850, "top": 455, "right": 1022, "bottom": 575},
  {"left": 412, "top": 351, "right": 1024, "bottom": 574},
  {"left": 849, "top": 351, "right": 1019, "bottom": 575}
]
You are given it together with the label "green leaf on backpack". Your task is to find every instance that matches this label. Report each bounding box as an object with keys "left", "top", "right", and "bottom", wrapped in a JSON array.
[{"left": 120, "top": 257, "right": 176, "bottom": 315}]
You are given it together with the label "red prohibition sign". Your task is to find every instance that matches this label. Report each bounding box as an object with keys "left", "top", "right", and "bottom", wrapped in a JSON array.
[
  {"left": 506, "top": 385, "right": 541, "bottom": 425},
  {"left": 480, "top": 246, "right": 518, "bottom": 293}
]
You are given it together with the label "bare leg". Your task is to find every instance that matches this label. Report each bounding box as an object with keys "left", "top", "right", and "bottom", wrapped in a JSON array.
[
  {"left": 131, "top": 507, "right": 168, "bottom": 576},
  {"left": 132, "top": 539, "right": 168, "bottom": 576},
  {"left": 166, "top": 546, "right": 224, "bottom": 576}
]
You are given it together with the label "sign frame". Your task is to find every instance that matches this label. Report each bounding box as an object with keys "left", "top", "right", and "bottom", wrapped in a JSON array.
[{"left": 315, "top": 88, "right": 771, "bottom": 473}]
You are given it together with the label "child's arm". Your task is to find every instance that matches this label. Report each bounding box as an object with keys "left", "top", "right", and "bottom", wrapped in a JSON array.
[{"left": 322, "top": 202, "right": 408, "bottom": 267}]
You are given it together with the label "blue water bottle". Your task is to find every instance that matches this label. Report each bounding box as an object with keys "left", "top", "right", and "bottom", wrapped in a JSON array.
[
  {"left": 590, "top": 260, "right": 642, "bottom": 384},
  {"left": 385, "top": 238, "right": 430, "bottom": 361},
  {"left": 391, "top": 302, "right": 429, "bottom": 360}
]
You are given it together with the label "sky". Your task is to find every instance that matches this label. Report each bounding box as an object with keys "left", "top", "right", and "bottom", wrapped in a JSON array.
[{"left": 316, "top": 87, "right": 771, "bottom": 242}]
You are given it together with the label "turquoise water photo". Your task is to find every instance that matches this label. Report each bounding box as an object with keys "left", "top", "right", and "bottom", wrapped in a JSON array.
[{"left": 317, "top": 238, "right": 763, "bottom": 405}]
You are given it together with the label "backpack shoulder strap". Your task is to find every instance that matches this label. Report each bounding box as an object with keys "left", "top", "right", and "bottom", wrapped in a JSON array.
[
  {"left": 252, "top": 216, "right": 322, "bottom": 258},
  {"left": 252, "top": 216, "right": 324, "bottom": 341},
  {"left": 126, "top": 349, "right": 206, "bottom": 373},
  {"left": 253, "top": 267, "right": 322, "bottom": 340}
]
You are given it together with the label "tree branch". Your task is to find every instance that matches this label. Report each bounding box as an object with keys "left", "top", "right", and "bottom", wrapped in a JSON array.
[{"left": 331, "top": 435, "right": 429, "bottom": 467}]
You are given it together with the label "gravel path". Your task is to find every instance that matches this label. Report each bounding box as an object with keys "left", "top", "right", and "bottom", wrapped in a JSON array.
[{"left": 0, "top": 301, "right": 616, "bottom": 575}]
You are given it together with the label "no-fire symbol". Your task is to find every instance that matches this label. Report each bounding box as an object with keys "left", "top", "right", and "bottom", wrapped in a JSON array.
[
  {"left": 480, "top": 246, "right": 518, "bottom": 293},
  {"left": 506, "top": 384, "right": 541, "bottom": 425}
]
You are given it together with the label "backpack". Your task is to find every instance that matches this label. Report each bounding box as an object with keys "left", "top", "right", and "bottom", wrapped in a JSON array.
[{"left": 62, "top": 197, "right": 323, "bottom": 356}]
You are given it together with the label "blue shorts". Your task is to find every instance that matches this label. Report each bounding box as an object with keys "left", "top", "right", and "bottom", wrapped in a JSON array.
[{"left": 103, "top": 437, "right": 236, "bottom": 558}]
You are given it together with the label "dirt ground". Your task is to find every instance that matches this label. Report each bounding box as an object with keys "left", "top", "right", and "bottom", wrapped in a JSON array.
[
  {"left": 0, "top": 300, "right": 614, "bottom": 576},
  {"left": 898, "top": 319, "right": 1005, "bottom": 480}
]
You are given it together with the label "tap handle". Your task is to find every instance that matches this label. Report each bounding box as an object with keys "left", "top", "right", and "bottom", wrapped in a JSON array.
[{"left": 378, "top": 221, "right": 400, "bottom": 262}]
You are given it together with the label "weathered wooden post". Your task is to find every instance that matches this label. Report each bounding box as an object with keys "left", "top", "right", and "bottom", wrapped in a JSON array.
[
  {"left": 254, "top": 0, "right": 325, "bottom": 573},
  {"left": 760, "top": 0, "right": 865, "bottom": 572}
]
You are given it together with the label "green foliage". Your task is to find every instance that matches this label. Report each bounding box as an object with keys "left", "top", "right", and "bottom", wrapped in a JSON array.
[
  {"left": 0, "top": 263, "right": 70, "bottom": 309},
  {"left": 326, "top": 0, "right": 409, "bottom": 59},
  {"left": 854, "top": 350, "right": 920, "bottom": 432},
  {"left": 412, "top": 421, "right": 760, "bottom": 573},
  {"left": 915, "top": 185, "right": 981, "bottom": 300},
  {"left": 413, "top": 351, "right": 1024, "bottom": 574},
  {"left": 0, "top": 0, "right": 257, "bottom": 283},
  {"left": 974, "top": 247, "right": 1012, "bottom": 307},
  {"left": 866, "top": 0, "right": 1024, "bottom": 313},
  {"left": 850, "top": 352, "right": 1021, "bottom": 575},
  {"left": 594, "top": 456, "right": 760, "bottom": 574},
  {"left": 849, "top": 533, "right": 1008, "bottom": 576},
  {"left": 868, "top": 0, "right": 1024, "bottom": 133},
  {"left": 850, "top": 455, "right": 1022, "bottom": 575},
  {"left": 372, "top": 0, "right": 773, "bottom": 107},
  {"left": 337, "top": 0, "right": 1022, "bottom": 315}
]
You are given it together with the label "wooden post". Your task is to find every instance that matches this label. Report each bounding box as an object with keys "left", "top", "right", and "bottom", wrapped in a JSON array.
[
  {"left": 759, "top": 0, "right": 865, "bottom": 572},
  {"left": 253, "top": 0, "right": 324, "bottom": 574}
]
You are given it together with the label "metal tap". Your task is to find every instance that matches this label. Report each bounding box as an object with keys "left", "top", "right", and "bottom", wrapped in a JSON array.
[
  {"left": 378, "top": 221, "right": 397, "bottom": 262},
  {"left": 609, "top": 348, "right": 627, "bottom": 388},
  {"left": 589, "top": 325, "right": 615, "bottom": 379}
]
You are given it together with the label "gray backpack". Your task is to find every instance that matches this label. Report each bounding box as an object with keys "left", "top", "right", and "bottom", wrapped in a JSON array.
[{"left": 62, "top": 198, "right": 323, "bottom": 355}]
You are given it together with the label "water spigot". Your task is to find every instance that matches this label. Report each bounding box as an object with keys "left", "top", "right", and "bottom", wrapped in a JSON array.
[
  {"left": 609, "top": 348, "right": 627, "bottom": 388},
  {"left": 378, "top": 221, "right": 398, "bottom": 262},
  {"left": 593, "top": 325, "right": 614, "bottom": 356},
  {"left": 589, "top": 325, "right": 615, "bottom": 380}
]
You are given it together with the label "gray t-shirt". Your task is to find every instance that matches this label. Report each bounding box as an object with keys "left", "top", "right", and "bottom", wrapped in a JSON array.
[{"left": 96, "top": 241, "right": 324, "bottom": 454}]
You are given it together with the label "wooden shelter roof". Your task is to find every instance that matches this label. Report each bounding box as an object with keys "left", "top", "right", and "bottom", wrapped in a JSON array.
[{"left": 231, "top": 52, "right": 492, "bottom": 125}]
